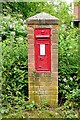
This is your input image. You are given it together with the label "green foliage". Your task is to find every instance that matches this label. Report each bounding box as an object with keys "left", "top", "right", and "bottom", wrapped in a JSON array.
[
  {"left": 74, "top": 1, "right": 80, "bottom": 6},
  {"left": 1, "top": 1, "right": 79, "bottom": 118},
  {"left": 66, "top": 87, "right": 80, "bottom": 108},
  {"left": 2, "top": 2, "right": 46, "bottom": 18},
  {"left": 61, "top": 107, "right": 78, "bottom": 118},
  {"left": 25, "top": 101, "right": 36, "bottom": 111},
  {"left": 24, "top": 100, "right": 48, "bottom": 111},
  {"left": 1, "top": 12, "right": 28, "bottom": 113},
  {"left": 61, "top": 88, "right": 80, "bottom": 118},
  {"left": 58, "top": 13, "right": 79, "bottom": 118},
  {"left": 58, "top": 26, "right": 79, "bottom": 102}
]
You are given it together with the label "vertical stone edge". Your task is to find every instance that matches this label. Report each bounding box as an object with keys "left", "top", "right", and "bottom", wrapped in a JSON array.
[
  {"left": 28, "top": 25, "right": 35, "bottom": 102},
  {"left": 51, "top": 25, "right": 58, "bottom": 106}
]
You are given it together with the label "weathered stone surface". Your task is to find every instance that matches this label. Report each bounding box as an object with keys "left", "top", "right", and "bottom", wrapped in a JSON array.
[
  {"left": 28, "top": 27, "right": 34, "bottom": 34},
  {"left": 52, "top": 34, "right": 58, "bottom": 41},
  {"left": 27, "top": 12, "right": 59, "bottom": 20},
  {"left": 28, "top": 34, "right": 34, "bottom": 40},
  {"left": 52, "top": 49, "right": 58, "bottom": 54},
  {"left": 28, "top": 44, "right": 34, "bottom": 49},
  {"left": 26, "top": 12, "right": 59, "bottom": 25},
  {"left": 34, "top": 95, "right": 58, "bottom": 106},
  {"left": 34, "top": 25, "right": 52, "bottom": 28},
  {"left": 52, "top": 64, "right": 58, "bottom": 72},
  {"left": 52, "top": 43, "right": 58, "bottom": 49},
  {"left": 29, "top": 93, "right": 34, "bottom": 102},
  {"left": 34, "top": 95, "right": 40, "bottom": 103}
]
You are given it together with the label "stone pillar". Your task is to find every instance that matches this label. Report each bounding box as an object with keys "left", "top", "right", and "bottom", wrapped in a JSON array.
[{"left": 26, "top": 12, "right": 59, "bottom": 106}]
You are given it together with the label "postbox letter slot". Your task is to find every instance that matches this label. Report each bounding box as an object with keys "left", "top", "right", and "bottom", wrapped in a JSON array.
[{"left": 36, "top": 35, "right": 50, "bottom": 38}]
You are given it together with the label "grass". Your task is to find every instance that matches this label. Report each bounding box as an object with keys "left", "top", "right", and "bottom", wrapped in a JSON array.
[
  {"left": 2, "top": 104, "right": 62, "bottom": 118},
  {"left": 1, "top": 101, "right": 79, "bottom": 118}
]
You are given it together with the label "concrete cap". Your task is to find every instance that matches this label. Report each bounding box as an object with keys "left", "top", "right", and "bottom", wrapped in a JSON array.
[{"left": 26, "top": 12, "right": 59, "bottom": 25}]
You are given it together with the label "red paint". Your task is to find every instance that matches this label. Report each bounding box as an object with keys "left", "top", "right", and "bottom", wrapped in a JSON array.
[{"left": 34, "top": 28, "right": 51, "bottom": 72}]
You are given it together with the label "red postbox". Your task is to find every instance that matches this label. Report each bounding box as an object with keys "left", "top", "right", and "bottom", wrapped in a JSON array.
[{"left": 34, "top": 28, "right": 51, "bottom": 72}]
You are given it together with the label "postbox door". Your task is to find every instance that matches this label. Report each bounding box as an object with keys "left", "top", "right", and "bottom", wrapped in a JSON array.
[{"left": 34, "top": 28, "right": 51, "bottom": 72}]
